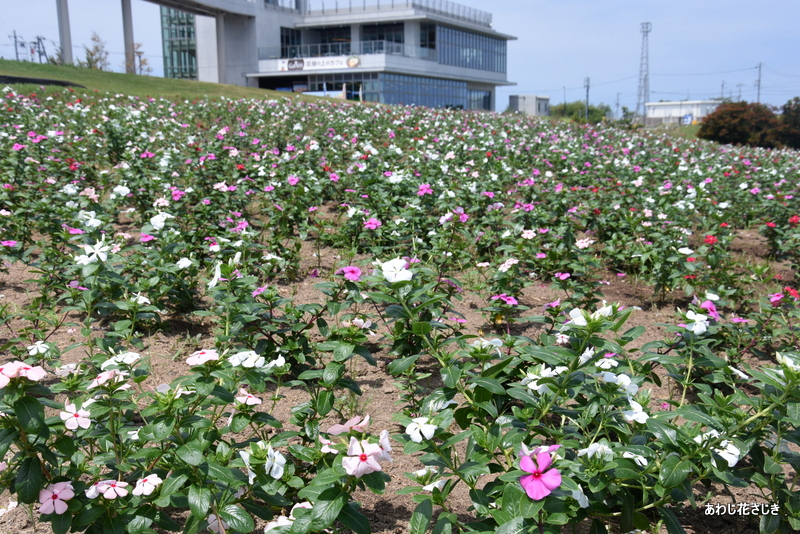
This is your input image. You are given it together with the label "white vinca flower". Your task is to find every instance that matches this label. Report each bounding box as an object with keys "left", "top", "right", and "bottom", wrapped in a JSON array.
[
  {"left": 685, "top": 310, "right": 709, "bottom": 335},
  {"left": 406, "top": 417, "right": 437, "bottom": 443},
  {"left": 228, "top": 350, "right": 265, "bottom": 369},
  {"left": 577, "top": 442, "right": 614, "bottom": 461},
  {"left": 621, "top": 400, "right": 649, "bottom": 424},
  {"left": 378, "top": 258, "right": 413, "bottom": 283},
  {"left": 264, "top": 445, "right": 286, "bottom": 479}
]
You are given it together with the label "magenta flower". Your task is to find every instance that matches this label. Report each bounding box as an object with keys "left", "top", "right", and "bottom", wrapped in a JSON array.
[
  {"left": 417, "top": 183, "right": 433, "bottom": 196},
  {"left": 768, "top": 293, "right": 784, "bottom": 307},
  {"left": 340, "top": 266, "right": 362, "bottom": 281},
  {"left": 519, "top": 449, "right": 562, "bottom": 500},
  {"left": 363, "top": 218, "right": 382, "bottom": 230},
  {"left": 38, "top": 481, "right": 74, "bottom": 514},
  {"left": 554, "top": 272, "right": 571, "bottom": 281},
  {"left": 140, "top": 234, "right": 155, "bottom": 242},
  {"left": 491, "top": 293, "right": 518, "bottom": 306},
  {"left": 699, "top": 300, "right": 721, "bottom": 321},
  {"left": 287, "top": 176, "right": 299, "bottom": 186},
  {"left": 0, "top": 240, "right": 17, "bottom": 247}
]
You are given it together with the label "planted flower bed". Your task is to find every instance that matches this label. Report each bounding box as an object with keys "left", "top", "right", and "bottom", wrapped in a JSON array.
[{"left": 0, "top": 86, "right": 799, "bottom": 534}]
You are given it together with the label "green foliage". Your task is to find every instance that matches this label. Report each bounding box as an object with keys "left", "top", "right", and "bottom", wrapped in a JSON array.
[
  {"left": 551, "top": 100, "right": 612, "bottom": 124},
  {"left": 697, "top": 101, "right": 781, "bottom": 148}
]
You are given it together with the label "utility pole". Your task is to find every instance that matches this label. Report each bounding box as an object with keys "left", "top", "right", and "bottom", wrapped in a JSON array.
[
  {"left": 562, "top": 86, "right": 566, "bottom": 116},
  {"left": 584, "top": 77, "right": 590, "bottom": 121},
  {"left": 737, "top": 83, "right": 743, "bottom": 101},
  {"left": 721, "top": 80, "right": 725, "bottom": 99},
  {"left": 615, "top": 92, "right": 620, "bottom": 120},
  {"left": 755, "top": 62, "right": 762, "bottom": 103},
  {"left": 11, "top": 31, "right": 20, "bottom": 61}
]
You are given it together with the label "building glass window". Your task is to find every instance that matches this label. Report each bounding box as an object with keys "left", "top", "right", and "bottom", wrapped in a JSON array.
[
  {"left": 362, "top": 23, "right": 404, "bottom": 44},
  {"left": 379, "top": 73, "right": 467, "bottom": 109},
  {"left": 468, "top": 89, "right": 492, "bottom": 111},
  {"left": 161, "top": 7, "right": 197, "bottom": 80},
  {"left": 280, "top": 27, "right": 301, "bottom": 58},
  {"left": 317, "top": 27, "right": 351, "bottom": 55},
  {"left": 437, "top": 26, "right": 506, "bottom": 73}
]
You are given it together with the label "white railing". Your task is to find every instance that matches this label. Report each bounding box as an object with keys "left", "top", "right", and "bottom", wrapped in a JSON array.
[{"left": 303, "top": 0, "right": 492, "bottom": 27}]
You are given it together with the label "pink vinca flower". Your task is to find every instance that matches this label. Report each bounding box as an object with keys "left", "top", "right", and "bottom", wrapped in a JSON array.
[
  {"left": 186, "top": 349, "right": 219, "bottom": 366},
  {"left": 2, "top": 361, "right": 47, "bottom": 381},
  {"left": 699, "top": 301, "right": 722, "bottom": 321},
  {"left": 363, "top": 218, "right": 382, "bottom": 230},
  {"left": 38, "top": 481, "right": 74, "bottom": 515},
  {"left": 236, "top": 388, "right": 262, "bottom": 406},
  {"left": 327, "top": 415, "right": 370, "bottom": 435},
  {"left": 342, "top": 437, "right": 382, "bottom": 478},
  {"left": 417, "top": 183, "right": 433, "bottom": 196},
  {"left": 60, "top": 403, "right": 91, "bottom": 430},
  {"left": 340, "top": 266, "right": 362, "bottom": 281},
  {"left": 519, "top": 448, "right": 562, "bottom": 500},
  {"left": 491, "top": 294, "right": 518, "bottom": 306}
]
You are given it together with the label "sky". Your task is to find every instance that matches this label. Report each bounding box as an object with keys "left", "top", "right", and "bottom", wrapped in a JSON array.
[{"left": 2, "top": 0, "right": 799, "bottom": 114}]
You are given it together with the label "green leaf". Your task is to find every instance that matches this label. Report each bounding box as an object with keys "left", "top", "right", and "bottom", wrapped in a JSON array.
[
  {"left": 316, "top": 390, "right": 334, "bottom": 417},
  {"left": 759, "top": 513, "right": 780, "bottom": 534},
  {"left": 409, "top": 498, "right": 433, "bottom": 534},
  {"left": 141, "top": 415, "right": 175, "bottom": 440},
  {"left": 157, "top": 473, "right": 188, "bottom": 506},
  {"left": 177, "top": 441, "right": 205, "bottom": 466},
  {"left": 470, "top": 377, "right": 505, "bottom": 394},
  {"left": 204, "top": 461, "right": 242, "bottom": 486},
  {"left": 103, "top": 515, "right": 125, "bottom": 534},
  {"left": 412, "top": 321, "right": 432, "bottom": 335},
  {"left": 231, "top": 412, "right": 250, "bottom": 433},
  {"left": 338, "top": 503, "right": 370, "bottom": 534},
  {"left": 322, "top": 362, "right": 345, "bottom": 386},
  {"left": 588, "top": 519, "right": 608, "bottom": 534},
  {"left": 219, "top": 505, "right": 254, "bottom": 532},
  {"left": 658, "top": 507, "right": 687, "bottom": 534},
  {"left": 16, "top": 456, "right": 42, "bottom": 504},
  {"left": 333, "top": 342, "right": 356, "bottom": 362},
  {"left": 50, "top": 510, "right": 72, "bottom": 534},
  {"left": 388, "top": 354, "right": 420, "bottom": 375},
  {"left": 14, "top": 396, "right": 45, "bottom": 434},
  {"left": 310, "top": 487, "right": 347, "bottom": 531},
  {"left": 675, "top": 406, "right": 724, "bottom": 431},
  {"left": 495, "top": 517, "right": 526, "bottom": 534},
  {"left": 188, "top": 485, "right": 212, "bottom": 520},
  {"left": 128, "top": 506, "right": 158, "bottom": 534},
  {"left": 659, "top": 455, "right": 693, "bottom": 488}
]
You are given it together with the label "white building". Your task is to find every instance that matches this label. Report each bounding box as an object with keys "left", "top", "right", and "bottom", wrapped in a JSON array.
[
  {"left": 644, "top": 100, "right": 719, "bottom": 126},
  {"left": 508, "top": 95, "right": 550, "bottom": 116},
  {"left": 167, "top": 0, "right": 515, "bottom": 110}
]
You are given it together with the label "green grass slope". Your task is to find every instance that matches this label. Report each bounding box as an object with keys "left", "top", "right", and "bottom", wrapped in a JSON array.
[{"left": 0, "top": 59, "right": 316, "bottom": 102}]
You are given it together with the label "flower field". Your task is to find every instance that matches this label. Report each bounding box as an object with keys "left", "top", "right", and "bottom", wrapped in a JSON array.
[{"left": 0, "top": 85, "right": 799, "bottom": 534}]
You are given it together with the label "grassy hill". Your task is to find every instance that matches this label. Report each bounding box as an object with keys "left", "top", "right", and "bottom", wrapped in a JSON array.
[{"left": 0, "top": 59, "right": 316, "bottom": 102}]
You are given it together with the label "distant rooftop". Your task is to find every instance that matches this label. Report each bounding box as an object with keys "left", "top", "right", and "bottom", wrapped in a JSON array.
[{"left": 299, "top": 0, "right": 492, "bottom": 27}]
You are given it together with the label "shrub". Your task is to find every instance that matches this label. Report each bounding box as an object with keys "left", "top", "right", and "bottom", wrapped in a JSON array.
[
  {"left": 697, "top": 101, "right": 781, "bottom": 148},
  {"left": 778, "top": 97, "right": 800, "bottom": 149}
]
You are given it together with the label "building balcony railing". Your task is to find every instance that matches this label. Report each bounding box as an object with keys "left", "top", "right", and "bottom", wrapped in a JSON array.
[
  {"left": 302, "top": 0, "right": 491, "bottom": 27},
  {"left": 258, "top": 40, "right": 438, "bottom": 62}
]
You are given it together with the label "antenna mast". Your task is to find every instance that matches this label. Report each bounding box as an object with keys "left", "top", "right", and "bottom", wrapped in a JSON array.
[{"left": 635, "top": 22, "right": 652, "bottom": 121}]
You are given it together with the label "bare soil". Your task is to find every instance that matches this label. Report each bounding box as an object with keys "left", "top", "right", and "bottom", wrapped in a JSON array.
[{"left": 0, "top": 233, "right": 787, "bottom": 534}]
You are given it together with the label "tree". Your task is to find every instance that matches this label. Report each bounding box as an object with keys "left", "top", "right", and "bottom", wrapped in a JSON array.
[
  {"left": 125, "top": 43, "right": 153, "bottom": 76},
  {"left": 778, "top": 97, "right": 800, "bottom": 149},
  {"left": 79, "top": 32, "right": 110, "bottom": 71},
  {"left": 551, "top": 100, "right": 612, "bottom": 124},
  {"left": 697, "top": 101, "right": 780, "bottom": 148}
]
